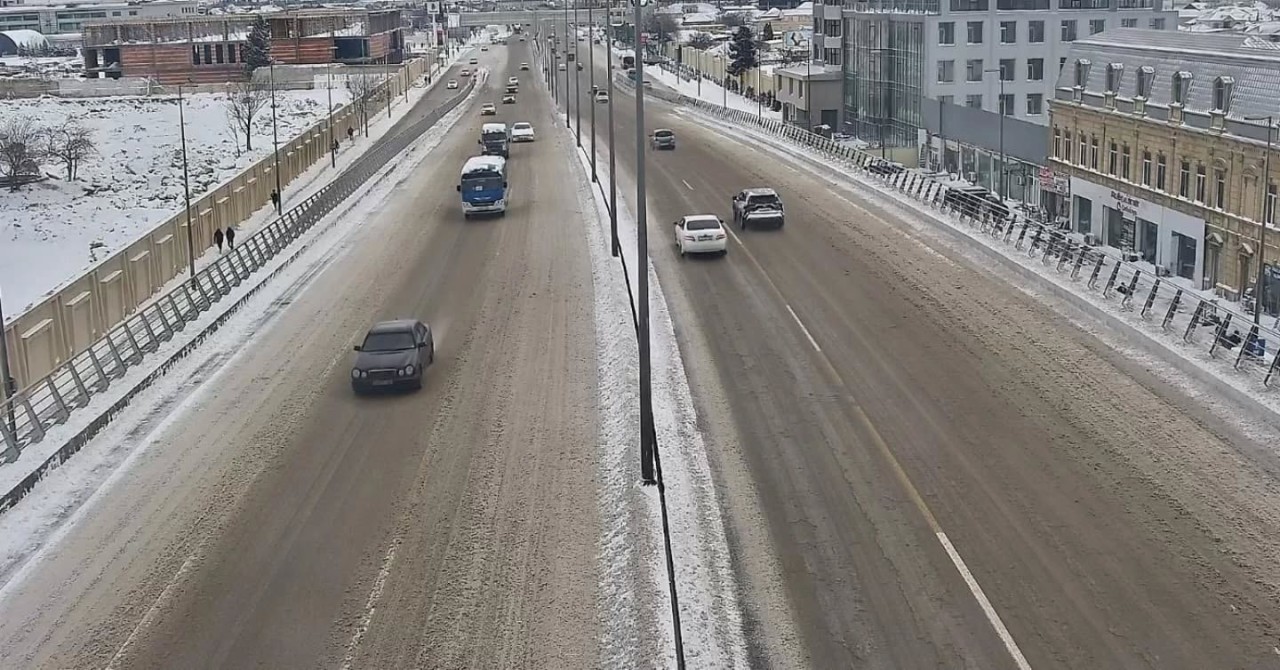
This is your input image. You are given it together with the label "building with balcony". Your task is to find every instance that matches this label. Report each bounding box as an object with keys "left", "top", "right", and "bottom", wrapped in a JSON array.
[
  {"left": 1049, "top": 28, "right": 1280, "bottom": 309},
  {"left": 80, "top": 8, "right": 404, "bottom": 84}
]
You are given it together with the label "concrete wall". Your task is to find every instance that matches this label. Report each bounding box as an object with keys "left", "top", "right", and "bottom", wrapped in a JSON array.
[
  {"left": 922, "top": 96, "right": 1048, "bottom": 165},
  {"left": 2, "top": 55, "right": 432, "bottom": 391}
]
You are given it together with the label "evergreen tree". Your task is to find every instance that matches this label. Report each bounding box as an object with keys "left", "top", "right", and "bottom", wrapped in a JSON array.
[
  {"left": 762, "top": 23, "right": 775, "bottom": 42},
  {"left": 243, "top": 15, "right": 272, "bottom": 74},
  {"left": 727, "top": 26, "right": 758, "bottom": 77}
]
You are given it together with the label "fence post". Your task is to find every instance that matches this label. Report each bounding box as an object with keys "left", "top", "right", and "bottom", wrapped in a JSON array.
[
  {"left": 46, "top": 378, "right": 69, "bottom": 424},
  {"left": 1087, "top": 255, "right": 1106, "bottom": 289},
  {"left": 1162, "top": 288, "right": 1183, "bottom": 330},
  {"left": 1140, "top": 279, "right": 1160, "bottom": 318},
  {"left": 68, "top": 363, "right": 91, "bottom": 407},
  {"left": 1101, "top": 261, "right": 1123, "bottom": 297},
  {"left": 1236, "top": 324, "right": 1261, "bottom": 369},
  {"left": 1208, "top": 313, "right": 1233, "bottom": 356}
]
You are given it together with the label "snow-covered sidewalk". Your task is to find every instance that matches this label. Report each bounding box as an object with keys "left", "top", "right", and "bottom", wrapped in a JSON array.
[{"left": 646, "top": 62, "right": 781, "bottom": 121}]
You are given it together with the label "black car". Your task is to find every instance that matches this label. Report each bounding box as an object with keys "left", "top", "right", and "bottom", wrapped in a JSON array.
[
  {"left": 651, "top": 128, "right": 676, "bottom": 150},
  {"left": 351, "top": 319, "right": 434, "bottom": 393}
]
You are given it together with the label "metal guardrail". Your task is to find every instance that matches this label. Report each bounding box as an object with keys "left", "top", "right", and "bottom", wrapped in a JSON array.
[
  {"left": 642, "top": 86, "right": 1280, "bottom": 392},
  {"left": 0, "top": 77, "right": 478, "bottom": 472}
]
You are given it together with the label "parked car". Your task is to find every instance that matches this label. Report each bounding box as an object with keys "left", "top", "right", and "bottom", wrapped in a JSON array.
[
  {"left": 511, "top": 121, "right": 536, "bottom": 142},
  {"left": 674, "top": 215, "right": 728, "bottom": 257},
  {"left": 650, "top": 128, "right": 676, "bottom": 150},
  {"left": 481, "top": 102, "right": 497, "bottom": 115},
  {"left": 447, "top": 79, "right": 459, "bottom": 89},
  {"left": 350, "top": 320, "right": 434, "bottom": 394},
  {"left": 731, "top": 188, "right": 785, "bottom": 229}
]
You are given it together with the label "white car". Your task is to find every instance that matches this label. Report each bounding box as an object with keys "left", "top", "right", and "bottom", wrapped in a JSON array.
[
  {"left": 508, "top": 76, "right": 519, "bottom": 86},
  {"left": 446, "top": 79, "right": 459, "bottom": 89},
  {"left": 511, "top": 122, "right": 535, "bottom": 142},
  {"left": 481, "top": 45, "right": 489, "bottom": 51},
  {"left": 558, "top": 63, "right": 566, "bottom": 71},
  {"left": 469, "top": 58, "right": 478, "bottom": 65},
  {"left": 460, "top": 69, "right": 471, "bottom": 77},
  {"left": 480, "top": 102, "right": 497, "bottom": 115},
  {"left": 520, "top": 62, "right": 530, "bottom": 70},
  {"left": 674, "top": 215, "right": 728, "bottom": 257},
  {"left": 594, "top": 90, "right": 609, "bottom": 104}
]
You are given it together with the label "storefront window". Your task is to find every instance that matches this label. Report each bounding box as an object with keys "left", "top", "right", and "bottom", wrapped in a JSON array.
[{"left": 1074, "top": 195, "right": 1093, "bottom": 234}]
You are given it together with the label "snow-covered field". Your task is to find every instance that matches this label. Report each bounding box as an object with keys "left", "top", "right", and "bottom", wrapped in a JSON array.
[{"left": 0, "top": 84, "right": 353, "bottom": 315}]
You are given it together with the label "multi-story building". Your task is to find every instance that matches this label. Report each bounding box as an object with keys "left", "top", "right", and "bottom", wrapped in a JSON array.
[
  {"left": 1050, "top": 28, "right": 1280, "bottom": 309},
  {"left": 0, "top": 0, "right": 197, "bottom": 37},
  {"left": 81, "top": 9, "right": 405, "bottom": 84}
]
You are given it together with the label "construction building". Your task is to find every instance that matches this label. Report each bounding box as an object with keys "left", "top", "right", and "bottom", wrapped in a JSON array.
[{"left": 81, "top": 8, "right": 404, "bottom": 84}]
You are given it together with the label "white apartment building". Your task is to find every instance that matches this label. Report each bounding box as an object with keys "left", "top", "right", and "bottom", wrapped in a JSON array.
[{"left": 0, "top": 0, "right": 198, "bottom": 36}]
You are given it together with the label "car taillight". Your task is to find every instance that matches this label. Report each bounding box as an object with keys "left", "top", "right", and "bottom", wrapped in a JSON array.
[{"left": 715, "top": 233, "right": 726, "bottom": 240}]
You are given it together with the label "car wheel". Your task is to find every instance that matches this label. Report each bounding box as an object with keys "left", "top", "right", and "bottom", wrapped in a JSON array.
[
  {"left": 678, "top": 244, "right": 686, "bottom": 257},
  {"left": 720, "top": 249, "right": 728, "bottom": 257}
]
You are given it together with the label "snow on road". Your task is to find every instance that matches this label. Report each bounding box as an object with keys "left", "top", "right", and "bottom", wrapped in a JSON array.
[{"left": 0, "top": 85, "right": 353, "bottom": 315}]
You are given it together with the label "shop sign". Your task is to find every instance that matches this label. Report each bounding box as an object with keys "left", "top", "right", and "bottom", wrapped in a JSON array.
[
  {"left": 1109, "top": 189, "right": 1141, "bottom": 216},
  {"left": 1038, "top": 167, "right": 1069, "bottom": 195}
]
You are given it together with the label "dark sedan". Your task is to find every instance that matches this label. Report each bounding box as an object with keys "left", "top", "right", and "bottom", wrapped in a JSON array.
[{"left": 351, "top": 319, "right": 434, "bottom": 394}]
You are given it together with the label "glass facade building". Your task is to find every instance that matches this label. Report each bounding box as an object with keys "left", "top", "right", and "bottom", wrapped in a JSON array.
[{"left": 844, "top": 13, "right": 927, "bottom": 149}]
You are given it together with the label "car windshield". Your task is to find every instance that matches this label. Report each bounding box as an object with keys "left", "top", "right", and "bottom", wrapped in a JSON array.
[
  {"left": 655, "top": 130, "right": 673, "bottom": 138},
  {"left": 513, "top": 123, "right": 531, "bottom": 130},
  {"left": 747, "top": 194, "right": 780, "bottom": 207},
  {"left": 686, "top": 218, "right": 719, "bottom": 231},
  {"left": 363, "top": 331, "right": 415, "bottom": 352},
  {"left": 463, "top": 174, "right": 503, "bottom": 191}
]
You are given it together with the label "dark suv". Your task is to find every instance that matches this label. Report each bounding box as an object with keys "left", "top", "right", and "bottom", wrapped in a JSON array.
[
  {"left": 731, "top": 188, "right": 785, "bottom": 229},
  {"left": 651, "top": 129, "right": 676, "bottom": 150},
  {"left": 351, "top": 319, "right": 434, "bottom": 394}
]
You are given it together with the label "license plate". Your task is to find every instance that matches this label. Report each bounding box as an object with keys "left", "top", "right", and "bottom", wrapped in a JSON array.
[
  {"left": 698, "top": 235, "right": 712, "bottom": 241},
  {"left": 372, "top": 379, "right": 393, "bottom": 386}
]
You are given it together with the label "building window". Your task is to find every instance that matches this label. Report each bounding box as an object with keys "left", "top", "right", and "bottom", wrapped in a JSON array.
[
  {"left": 228, "top": 43, "right": 237, "bottom": 64},
  {"left": 999, "top": 58, "right": 1014, "bottom": 81},
  {"left": 1136, "top": 65, "right": 1154, "bottom": 98},
  {"left": 1150, "top": 17, "right": 1166, "bottom": 29},
  {"left": 1142, "top": 150, "right": 1152, "bottom": 186},
  {"left": 215, "top": 44, "right": 225, "bottom": 64},
  {"left": 1090, "top": 136, "right": 1100, "bottom": 169},
  {"left": 1215, "top": 169, "right": 1227, "bottom": 210},
  {"left": 951, "top": 0, "right": 989, "bottom": 8},
  {"left": 1172, "top": 71, "right": 1192, "bottom": 105},
  {"left": 1213, "top": 76, "right": 1235, "bottom": 113},
  {"left": 1157, "top": 153, "right": 1167, "bottom": 191},
  {"left": 939, "top": 21, "right": 955, "bottom": 45},
  {"left": 1079, "top": 134, "right": 1088, "bottom": 165},
  {"left": 1121, "top": 18, "right": 1137, "bottom": 27},
  {"left": 1064, "top": 131, "right": 1074, "bottom": 161},
  {"left": 938, "top": 60, "right": 955, "bottom": 82},
  {"left": 1179, "top": 159, "right": 1190, "bottom": 197},
  {"left": 1268, "top": 183, "right": 1277, "bottom": 224},
  {"left": 1105, "top": 62, "right": 1123, "bottom": 93},
  {"left": 202, "top": 44, "right": 211, "bottom": 64},
  {"left": 939, "top": 95, "right": 955, "bottom": 105},
  {"left": 824, "top": 48, "right": 842, "bottom": 65},
  {"left": 1089, "top": 19, "right": 1105, "bottom": 34},
  {"left": 1027, "top": 93, "right": 1043, "bottom": 115},
  {"left": 1122, "top": 144, "right": 1131, "bottom": 180},
  {"left": 1074, "top": 59, "right": 1091, "bottom": 87},
  {"left": 967, "top": 59, "right": 984, "bottom": 82},
  {"left": 1054, "top": 127, "right": 1062, "bottom": 158},
  {"left": 1062, "top": 20, "right": 1078, "bottom": 42},
  {"left": 1109, "top": 141, "right": 1118, "bottom": 175},
  {"left": 1195, "top": 164, "right": 1207, "bottom": 202},
  {"left": 191, "top": 45, "right": 199, "bottom": 65},
  {"left": 966, "top": 94, "right": 983, "bottom": 108},
  {"left": 1027, "top": 58, "right": 1044, "bottom": 81},
  {"left": 1000, "top": 20, "right": 1017, "bottom": 43},
  {"left": 999, "top": 93, "right": 1015, "bottom": 115},
  {"left": 1029, "top": 20, "right": 1045, "bottom": 43},
  {"left": 129, "top": 9, "right": 137, "bottom": 14},
  {"left": 1060, "top": 57, "right": 1067, "bottom": 74},
  {"left": 967, "top": 21, "right": 984, "bottom": 44}
]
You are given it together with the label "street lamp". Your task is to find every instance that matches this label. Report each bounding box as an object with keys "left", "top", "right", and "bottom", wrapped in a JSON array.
[
  {"left": 328, "top": 21, "right": 337, "bottom": 168},
  {"left": 0, "top": 288, "right": 16, "bottom": 440},
  {"left": 634, "top": 0, "right": 655, "bottom": 489},
  {"left": 269, "top": 59, "right": 282, "bottom": 214},
  {"left": 985, "top": 67, "right": 1007, "bottom": 200},
  {"left": 573, "top": 0, "right": 582, "bottom": 148},
  {"left": 607, "top": 16, "right": 618, "bottom": 257},
  {"left": 588, "top": 0, "right": 597, "bottom": 183},
  {"left": 1246, "top": 113, "right": 1275, "bottom": 325},
  {"left": 177, "top": 83, "right": 196, "bottom": 279}
]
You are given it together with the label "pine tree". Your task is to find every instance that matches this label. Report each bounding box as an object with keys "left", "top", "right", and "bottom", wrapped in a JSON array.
[
  {"left": 762, "top": 23, "right": 775, "bottom": 42},
  {"left": 727, "top": 26, "right": 758, "bottom": 78},
  {"left": 243, "top": 15, "right": 272, "bottom": 74}
]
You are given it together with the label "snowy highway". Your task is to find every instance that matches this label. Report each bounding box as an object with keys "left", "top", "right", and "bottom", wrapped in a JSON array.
[
  {"left": 562, "top": 37, "right": 1280, "bottom": 669},
  {"left": 0, "top": 46, "right": 609, "bottom": 669}
]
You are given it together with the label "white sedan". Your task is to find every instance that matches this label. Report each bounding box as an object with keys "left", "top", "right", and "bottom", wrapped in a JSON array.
[
  {"left": 594, "top": 90, "right": 610, "bottom": 104},
  {"left": 511, "top": 121, "right": 536, "bottom": 142},
  {"left": 674, "top": 215, "right": 728, "bottom": 256},
  {"left": 446, "top": 79, "right": 459, "bottom": 89}
]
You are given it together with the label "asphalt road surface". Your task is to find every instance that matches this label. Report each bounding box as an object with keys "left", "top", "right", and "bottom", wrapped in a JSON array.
[
  {"left": 0, "top": 45, "right": 609, "bottom": 669},
  {"left": 554, "top": 34, "right": 1280, "bottom": 670}
]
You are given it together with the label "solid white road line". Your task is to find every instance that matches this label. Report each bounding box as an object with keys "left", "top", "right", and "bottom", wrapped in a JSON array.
[
  {"left": 682, "top": 179, "right": 695, "bottom": 191},
  {"left": 938, "top": 531, "right": 1034, "bottom": 670},
  {"left": 105, "top": 553, "right": 201, "bottom": 670},
  {"left": 785, "top": 304, "right": 822, "bottom": 354}
]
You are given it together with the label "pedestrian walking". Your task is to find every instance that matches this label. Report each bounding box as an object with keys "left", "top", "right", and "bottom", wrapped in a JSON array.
[
  {"left": 225, "top": 226, "right": 236, "bottom": 250},
  {"left": 347, "top": 127, "right": 355, "bottom": 141},
  {"left": 331, "top": 139, "right": 340, "bottom": 154},
  {"left": 270, "top": 189, "right": 280, "bottom": 212},
  {"left": 213, "top": 228, "right": 224, "bottom": 254}
]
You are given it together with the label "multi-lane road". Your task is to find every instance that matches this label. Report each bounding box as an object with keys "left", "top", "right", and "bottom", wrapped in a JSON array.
[
  {"left": 3, "top": 33, "right": 1280, "bottom": 670},
  {"left": 553, "top": 31, "right": 1280, "bottom": 669}
]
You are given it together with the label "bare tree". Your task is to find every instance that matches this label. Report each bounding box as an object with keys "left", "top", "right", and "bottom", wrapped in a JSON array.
[
  {"left": 225, "top": 78, "right": 270, "bottom": 152},
  {"left": 345, "top": 71, "right": 380, "bottom": 138},
  {"left": 0, "top": 115, "right": 45, "bottom": 187},
  {"left": 46, "top": 119, "right": 96, "bottom": 181}
]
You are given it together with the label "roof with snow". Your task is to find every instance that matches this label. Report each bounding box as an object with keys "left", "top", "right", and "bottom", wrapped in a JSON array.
[
  {"left": 0, "top": 30, "right": 49, "bottom": 56},
  {"left": 461, "top": 154, "right": 506, "bottom": 175}
]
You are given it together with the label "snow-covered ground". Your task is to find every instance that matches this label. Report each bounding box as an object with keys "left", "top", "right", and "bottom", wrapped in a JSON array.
[
  {"left": 0, "top": 84, "right": 354, "bottom": 315},
  {"left": 610, "top": 45, "right": 781, "bottom": 121}
]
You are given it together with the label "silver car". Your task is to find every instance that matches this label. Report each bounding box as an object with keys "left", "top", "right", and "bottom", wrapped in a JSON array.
[{"left": 351, "top": 319, "right": 434, "bottom": 393}]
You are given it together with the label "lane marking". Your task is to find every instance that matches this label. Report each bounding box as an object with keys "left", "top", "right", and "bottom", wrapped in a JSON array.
[
  {"left": 682, "top": 179, "right": 694, "bottom": 191},
  {"left": 340, "top": 543, "right": 398, "bottom": 670},
  {"left": 938, "top": 532, "right": 1034, "bottom": 670},
  {"left": 106, "top": 554, "right": 201, "bottom": 670},
  {"left": 719, "top": 211, "right": 1034, "bottom": 670},
  {"left": 784, "top": 305, "right": 822, "bottom": 353}
]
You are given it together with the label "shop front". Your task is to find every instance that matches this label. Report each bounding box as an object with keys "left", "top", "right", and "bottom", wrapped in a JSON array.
[{"left": 1070, "top": 177, "right": 1206, "bottom": 285}]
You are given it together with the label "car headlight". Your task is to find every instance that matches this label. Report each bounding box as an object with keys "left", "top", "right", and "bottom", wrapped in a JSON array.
[
  {"left": 404, "top": 364, "right": 415, "bottom": 375},
  {"left": 352, "top": 368, "right": 360, "bottom": 379}
]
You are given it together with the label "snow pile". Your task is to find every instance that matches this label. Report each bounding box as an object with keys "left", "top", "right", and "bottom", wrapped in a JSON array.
[
  {"left": 645, "top": 64, "right": 780, "bottom": 120},
  {"left": 0, "top": 87, "right": 352, "bottom": 315}
]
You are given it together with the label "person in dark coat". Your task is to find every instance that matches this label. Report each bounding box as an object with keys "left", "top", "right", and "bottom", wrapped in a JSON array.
[
  {"left": 270, "top": 189, "right": 280, "bottom": 212},
  {"left": 225, "top": 226, "right": 236, "bottom": 250},
  {"left": 213, "top": 228, "right": 224, "bottom": 253},
  {"left": 347, "top": 127, "right": 355, "bottom": 141}
]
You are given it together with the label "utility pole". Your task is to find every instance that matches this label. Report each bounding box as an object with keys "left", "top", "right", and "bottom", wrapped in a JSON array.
[
  {"left": 328, "top": 20, "right": 337, "bottom": 168},
  {"left": 986, "top": 67, "right": 1007, "bottom": 199},
  {"left": 607, "top": 13, "right": 618, "bottom": 257},
  {"left": 0, "top": 287, "right": 16, "bottom": 441},
  {"left": 269, "top": 60, "right": 282, "bottom": 214},
  {"left": 589, "top": 0, "right": 597, "bottom": 182},
  {"left": 634, "top": 0, "right": 654, "bottom": 487},
  {"left": 178, "top": 83, "right": 195, "bottom": 279},
  {"left": 574, "top": 0, "right": 582, "bottom": 147},
  {"left": 1246, "top": 114, "right": 1275, "bottom": 325}
]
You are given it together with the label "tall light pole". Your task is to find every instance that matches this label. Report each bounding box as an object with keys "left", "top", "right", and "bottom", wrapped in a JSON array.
[
  {"left": 0, "top": 288, "right": 16, "bottom": 439},
  {"left": 607, "top": 15, "right": 618, "bottom": 257},
  {"left": 573, "top": 0, "right": 582, "bottom": 147},
  {"left": 269, "top": 59, "right": 282, "bottom": 214},
  {"left": 1246, "top": 113, "right": 1274, "bottom": 325},
  {"left": 328, "top": 21, "right": 337, "bottom": 168},
  {"left": 634, "top": 0, "right": 654, "bottom": 488},
  {"left": 178, "top": 83, "right": 195, "bottom": 279},
  {"left": 588, "top": 0, "right": 597, "bottom": 182},
  {"left": 564, "top": 0, "right": 571, "bottom": 128},
  {"left": 986, "top": 67, "right": 1006, "bottom": 199}
]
